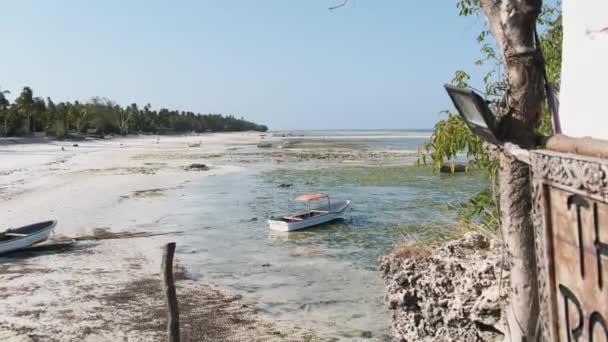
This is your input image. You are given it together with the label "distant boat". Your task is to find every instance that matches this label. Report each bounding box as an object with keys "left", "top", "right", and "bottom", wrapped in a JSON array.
[
  {"left": 268, "top": 194, "right": 351, "bottom": 232},
  {"left": 440, "top": 163, "right": 467, "bottom": 173},
  {"left": 257, "top": 142, "right": 272, "bottom": 148},
  {"left": 188, "top": 142, "right": 201, "bottom": 147},
  {"left": 0, "top": 220, "right": 57, "bottom": 254}
]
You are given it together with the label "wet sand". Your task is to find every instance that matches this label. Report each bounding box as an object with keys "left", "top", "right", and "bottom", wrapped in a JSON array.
[
  {"left": 0, "top": 133, "right": 313, "bottom": 341},
  {"left": 0, "top": 130, "right": 455, "bottom": 341}
]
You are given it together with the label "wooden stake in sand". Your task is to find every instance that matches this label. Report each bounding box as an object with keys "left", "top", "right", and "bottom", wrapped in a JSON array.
[{"left": 162, "top": 242, "right": 180, "bottom": 342}]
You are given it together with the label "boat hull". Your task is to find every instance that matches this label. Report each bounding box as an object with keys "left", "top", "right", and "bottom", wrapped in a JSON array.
[
  {"left": 0, "top": 221, "right": 57, "bottom": 254},
  {"left": 268, "top": 200, "right": 351, "bottom": 232}
]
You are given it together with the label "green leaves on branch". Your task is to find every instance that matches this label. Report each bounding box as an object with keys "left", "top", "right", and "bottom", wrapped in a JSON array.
[
  {"left": 537, "top": 5, "right": 563, "bottom": 135},
  {"left": 539, "top": 12, "right": 563, "bottom": 89},
  {"left": 452, "top": 70, "right": 471, "bottom": 88},
  {"left": 417, "top": 111, "right": 498, "bottom": 226},
  {"left": 417, "top": 112, "right": 494, "bottom": 172},
  {"left": 416, "top": 1, "right": 562, "bottom": 228},
  {"left": 448, "top": 186, "right": 498, "bottom": 230},
  {"left": 456, "top": 0, "right": 480, "bottom": 16}
]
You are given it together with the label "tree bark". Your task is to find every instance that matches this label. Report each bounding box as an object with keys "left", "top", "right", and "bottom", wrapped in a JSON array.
[
  {"left": 498, "top": 154, "right": 538, "bottom": 341},
  {"left": 63, "top": 111, "right": 68, "bottom": 138},
  {"left": 479, "top": 1, "right": 544, "bottom": 340}
]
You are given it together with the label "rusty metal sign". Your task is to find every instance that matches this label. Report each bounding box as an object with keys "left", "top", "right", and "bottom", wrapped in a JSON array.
[{"left": 532, "top": 150, "right": 608, "bottom": 341}]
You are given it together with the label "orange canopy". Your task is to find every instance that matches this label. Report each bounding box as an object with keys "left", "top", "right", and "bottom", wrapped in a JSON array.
[{"left": 291, "top": 193, "right": 328, "bottom": 201}]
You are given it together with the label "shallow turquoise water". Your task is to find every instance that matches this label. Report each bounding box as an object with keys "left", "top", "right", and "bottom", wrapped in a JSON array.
[{"left": 157, "top": 133, "right": 485, "bottom": 340}]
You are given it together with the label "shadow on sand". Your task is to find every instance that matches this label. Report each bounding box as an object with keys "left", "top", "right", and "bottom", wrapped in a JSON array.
[
  {"left": 0, "top": 137, "right": 54, "bottom": 146},
  {"left": 0, "top": 241, "right": 85, "bottom": 262},
  {"left": 0, "top": 228, "right": 184, "bottom": 262}
]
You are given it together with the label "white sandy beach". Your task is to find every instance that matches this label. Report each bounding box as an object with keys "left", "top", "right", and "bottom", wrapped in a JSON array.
[
  {"left": 0, "top": 131, "right": 428, "bottom": 341},
  {"left": 0, "top": 133, "right": 260, "bottom": 233},
  {"left": 0, "top": 132, "right": 312, "bottom": 342}
]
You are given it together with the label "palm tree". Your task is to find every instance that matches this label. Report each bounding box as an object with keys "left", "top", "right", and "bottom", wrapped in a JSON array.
[
  {"left": 32, "top": 97, "right": 47, "bottom": 133},
  {"left": 14, "top": 87, "right": 34, "bottom": 133},
  {"left": 0, "top": 88, "right": 10, "bottom": 136}
]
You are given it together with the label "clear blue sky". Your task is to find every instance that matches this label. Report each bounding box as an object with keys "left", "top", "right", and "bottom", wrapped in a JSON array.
[{"left": 1, "top": 1, "right": 487, "bottom": 130}]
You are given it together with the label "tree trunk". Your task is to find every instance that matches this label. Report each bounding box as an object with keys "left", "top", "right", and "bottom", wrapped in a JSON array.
[
  {"left": 64, "top": 112, "right": 68, "bottom": 138},
  {"left": 498, "top": 154, "right": 538, "bottom": 341},
  {"left": 479, "top": 1, "right": 544, "bottom": 340}
]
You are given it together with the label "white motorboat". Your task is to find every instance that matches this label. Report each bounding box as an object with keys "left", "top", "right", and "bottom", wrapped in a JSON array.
[
  {"left": 268, "top": 194, "right": 351, "bottom": 232},
  {"left": 0, "top": 220, "right": 57, "bottom": 254}
]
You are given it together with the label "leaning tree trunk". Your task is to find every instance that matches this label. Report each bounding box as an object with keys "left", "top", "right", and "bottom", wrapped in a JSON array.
[
  {"left": 498, "top": 154, "right": 539, "bottom": 341},
  {"left": 479, "top": 0, "right": 545, "bottom": 340}
]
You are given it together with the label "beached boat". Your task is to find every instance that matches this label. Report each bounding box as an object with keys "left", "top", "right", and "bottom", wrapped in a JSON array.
[
  {"left": 268, "top": 194, "right": 351, "bottom": 232},
  {"left": 0, "top": 220, "right": 57, "bottom": 254}
]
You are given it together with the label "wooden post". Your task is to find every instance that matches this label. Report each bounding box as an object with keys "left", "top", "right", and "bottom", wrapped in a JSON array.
[{"left": 162, "top": 242, "right": 180, "bottom": 342}]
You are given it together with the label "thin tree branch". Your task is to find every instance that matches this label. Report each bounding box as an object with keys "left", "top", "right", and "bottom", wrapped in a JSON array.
[{"left": 329, "top": 0, "right": 349, "bottom": 10}]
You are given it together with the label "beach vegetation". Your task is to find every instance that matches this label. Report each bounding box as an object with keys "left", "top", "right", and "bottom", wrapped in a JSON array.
[
  {"left": 417, "top": 1, "right": 562, "bottom": 229},
  {"left": 0, "top": 87, "right": 11, "bottom": 136},
  {"left": 0, "top": 86, "right": 267, "bottom": 138},
  {"left": 392, "top": 242, "right": 432, "bottom": 259}
]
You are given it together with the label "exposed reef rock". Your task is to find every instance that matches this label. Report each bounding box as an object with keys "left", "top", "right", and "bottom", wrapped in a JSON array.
[
  {"left": 379, "top": 232, "right": 508, "bottom": 342},
  {"left": 185, "top": 163, "right": 209, "bottom": 171},
  {"left": 270, "top": 150, "right": 416, "bottom": 161}
]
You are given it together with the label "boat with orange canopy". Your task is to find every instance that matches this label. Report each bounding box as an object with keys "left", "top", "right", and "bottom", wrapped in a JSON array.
[{"left": 267, "top": 193, "right": 351, "bottom": 232}]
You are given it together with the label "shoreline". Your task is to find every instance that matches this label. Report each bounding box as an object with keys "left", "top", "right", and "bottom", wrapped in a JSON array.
[
  {"left": 0, "top": 133, "right": 315, "bottom": 341},
  {"left": 0, "top": 131, "right": 457, "bottom": 341}
]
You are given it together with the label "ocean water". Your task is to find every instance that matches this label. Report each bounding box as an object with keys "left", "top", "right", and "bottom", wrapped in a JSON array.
[{"left": 156, "top": 130, "right": 485, "bottom": 341}]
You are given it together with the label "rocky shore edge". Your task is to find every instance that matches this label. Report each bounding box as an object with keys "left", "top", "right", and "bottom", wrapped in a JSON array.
[{"left": 379, "top": 232, "right": 509, "bottom": 341}]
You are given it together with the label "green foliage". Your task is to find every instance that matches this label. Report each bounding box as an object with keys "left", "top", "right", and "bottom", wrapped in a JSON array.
[
  {"left": 456, "top": 0, "right": 480, "bottom": 16},
  {"left": 49, "top": 119, "right": 66, "bottom": 139},
  {"left": 537, "top": 6, "right": 563, "bottom": 135},
  {"left": 0, "top": 88, "right": 11, "bottom": 136},
  {"left": 540, "top": 11, "right": 562, "bottom": 90},
  {"left": 417, "top": 111, "right": 497, "bottom": 225},
  {"left": 417, "top": 1, "right": 562, "bottom": 229},
  {"left": 448, "top": 186, "right": 497, "bottom": 226},
  {"left": 0, "top": 86, "right": 268, "bottom": 137},
  {"left": 417, "top": 112, "right": 493, "bottom": 172}
]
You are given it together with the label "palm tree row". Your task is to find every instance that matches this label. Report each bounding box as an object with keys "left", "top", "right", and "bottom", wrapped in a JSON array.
[{"left": 0, "top": 86, "right": 268, "bottom": 137}]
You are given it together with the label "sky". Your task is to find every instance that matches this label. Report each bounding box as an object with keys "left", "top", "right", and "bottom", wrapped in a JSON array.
[{"left": 1, "top": 1, "right": 487, "bottom": 130}]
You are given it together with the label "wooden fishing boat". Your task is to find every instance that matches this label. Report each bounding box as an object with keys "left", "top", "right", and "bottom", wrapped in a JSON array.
[
  {"left": 0, "top": 220, "right": 57, "bottom": 254},
  {"left": 268, "top": 194, "right": 351, "bottom": 232}
]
